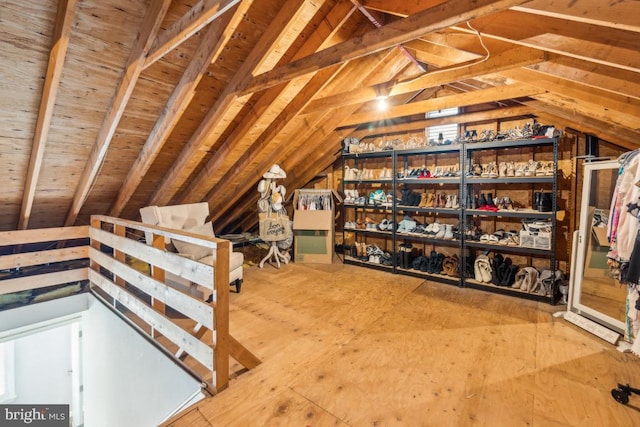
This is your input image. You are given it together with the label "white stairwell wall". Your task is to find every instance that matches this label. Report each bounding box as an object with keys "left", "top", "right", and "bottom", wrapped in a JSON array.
[{"left": 0, "top": 293, "right": 205, "bottom": 427}]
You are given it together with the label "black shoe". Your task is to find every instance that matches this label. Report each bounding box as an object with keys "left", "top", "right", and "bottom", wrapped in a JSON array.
[
  {"left": 536, "top": 192, "right": 552, "bottom": 212},
  {"left": 501, "top": 264, "right": 519, "bottom": 287},
  {"left": 424, "top": 250, "right": 435, "bottom": 273},
  {"left": 479, "top": 193, "right": 487, "bottom": 208},
  {"left": 435, "top": 253, "right": 444, "bottom": 274},
  {"left": 487, "top": 193, "right": 495, "bottom": 208},
  {"left": 491, "top": 254, "right": 504, "bottom": 285},
  {"left": 412, "top": 256, "right": 424, "bottom": 270}
]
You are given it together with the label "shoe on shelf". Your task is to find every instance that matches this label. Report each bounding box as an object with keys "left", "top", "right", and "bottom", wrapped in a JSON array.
[
  {"left": 498, "top": 162, "right": 507, "bottom": 177},
  {"left": 419, "top": 193, "right": 429, "bottom": 208},
  {"left": 545, "top": 161, "right": 555, "bottom": 176},
  {"left": 513, "top": 269, "right": 527, "bottom": 289},
  {"left": 524, "top": 160, "right": 537, "bottom": 177},
  {"left": 488, "top": 162, "right": 499, "bottom": 178},
  {"left": 479, "top": 193, "right": 488, "bottom": 208},
  {"left": 443, "top": 224, "right": 454, "bottom": 239},
  {"left": 450, "top": 194, "right": 459, "bottom": 209},
  {"left": 521, "top": 267, "right": 540, "bottom": 292},
  {"left": 426, "top": 192, "right": 435, "bottom": 208},
  {"left": 503, "top": 196, "right": 514, "bottom": 210}
]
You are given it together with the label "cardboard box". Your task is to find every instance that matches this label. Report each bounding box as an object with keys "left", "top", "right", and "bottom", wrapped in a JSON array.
[
  {"left": 294, "top": 230, "right": 332, "bottom": 263},
  {"left": 292, "top": 189, "right": 340, "bottom": 264},
  {"left": 591, "top": 226, "right": 609, "bottom": 247}
]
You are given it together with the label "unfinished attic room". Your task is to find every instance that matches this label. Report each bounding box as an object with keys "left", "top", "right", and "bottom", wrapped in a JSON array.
[{"left": 3, "top": 0, "right": 640, "bottom": 425}]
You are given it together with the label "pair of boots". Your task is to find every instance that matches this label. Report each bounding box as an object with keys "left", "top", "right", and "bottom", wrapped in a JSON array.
[
  {"left": 442, "top": 254, "right": 459, "bottom": 277},
  {"left": 411, "top": 251, "right": 443, "bottom": 274},
  {"left": 400, "top": 188, "right": 421, "bottom": 206},
  {"left": 477, "top": 193, "right": 499, "bottom": 211},
  {"left": 419, "top": 192, "right": 433, "bottom": 208},
  {"left": 533, "top": 191, "right": 552, "bottom": 212},
  {"left": 491, "top": 254, "right": 519, "bottom": 287},
  {"left": 398, "top": 243, "right": 413, "bottom": 269},
  {"left": 535, "top": 269, "right": 564, "bottom": 296},
  {"left": 474, "top": 254, "right": 492, "bottom": 282},
  {"left": 426, "top": 251, "right": 444, "bottom": 274},
  {"left": 513, "top": 267, "right": 539, "bottom": 293}
]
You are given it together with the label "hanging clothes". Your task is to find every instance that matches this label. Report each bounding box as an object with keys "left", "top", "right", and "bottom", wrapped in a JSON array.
[
  {"left": 607, "top": 149, "right": 640, "bottom": 342},
  {"left": 608, "top": 150, "right": 640, "bottom": 264}
]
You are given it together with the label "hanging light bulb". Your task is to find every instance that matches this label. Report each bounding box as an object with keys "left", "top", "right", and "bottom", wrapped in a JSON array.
[
  {"left": 374, "top": 82, "right": 391, "bottom": 111},
  {"left": 377, "top": 97, "right": 388, "bottom": 111}
]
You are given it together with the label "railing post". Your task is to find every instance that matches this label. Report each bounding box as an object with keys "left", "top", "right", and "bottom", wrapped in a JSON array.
[
  {"left": 214, "top": 239, "right": 230, "bottom": 392},
  {"left": 114, "top": 224, "right": 127, "bottom": 288},
  {"left": 89, "top": 217, "right": 101, "bottom": 295},
  {"left": 150, "top": 233, "right": 166, "bottom": 322}
]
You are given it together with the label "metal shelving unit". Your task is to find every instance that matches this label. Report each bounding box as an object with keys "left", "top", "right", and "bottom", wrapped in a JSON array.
[{"left": 340, "top": 137, "right": 560, "bottom": 303}]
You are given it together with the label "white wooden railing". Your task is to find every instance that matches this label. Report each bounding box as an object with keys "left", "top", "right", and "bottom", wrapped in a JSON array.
[
  {"left": 0, "top": 216, "right": 259, "bottom": 394},
  {"left": 0, "top": 225, "right": 89, "bottom": 295}
]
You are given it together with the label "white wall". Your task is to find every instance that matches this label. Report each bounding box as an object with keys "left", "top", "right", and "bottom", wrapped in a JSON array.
[
  {"left": 12, "top": 325, "right": 73, "bottom": 405},
  {"left": 1, "top": 293, "right": 204, "bottom": 426},
  {"left": 82, "top": 298, "right": 203, "bottom": 427}
]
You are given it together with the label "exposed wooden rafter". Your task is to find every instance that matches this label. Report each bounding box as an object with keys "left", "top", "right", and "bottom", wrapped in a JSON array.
[
  {"left": 302, "top": 46, "right": 546, "bottom": 114},
  {"left": 340, "top": 82, "right": 543, "bottom": 127},
  {"left": 147, "top": 0, "right": 325, "bottom": 207},
  {"left": 452, "top": 10, "right": 640, "bottom": 74},
  {"left": 166, "top": 0, "right": 358, "bottom": 206},
  {"left": 64, "top": 0, "right": 171, "bottom": 226},
  {"left": 144, "top": 0, "right": 242, "bottom": 68},
  {"left": 108, "top": 1, "right": 251, "bottom": 217},
  {"left": 20, "top": 0, "right": 77, "bottom": 229},
  {"left": 241, "top": 0, "right": 530, "bottom": 96}
]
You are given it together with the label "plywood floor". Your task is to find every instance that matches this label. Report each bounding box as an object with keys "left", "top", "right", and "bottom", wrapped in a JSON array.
[{"left": 163, "top": 260, "right": 640, "bottom": 426}]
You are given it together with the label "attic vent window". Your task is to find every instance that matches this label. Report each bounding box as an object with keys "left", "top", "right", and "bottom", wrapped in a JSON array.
[{"left": 425, "top": 107, "right": 459, "bottom": 143}]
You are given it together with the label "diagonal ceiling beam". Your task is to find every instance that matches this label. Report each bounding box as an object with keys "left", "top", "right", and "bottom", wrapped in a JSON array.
[
  {"left": 302, "top": 46, "right": 546, "bottom": 114},
  {"left": 512, "top": 0, "right": 640, "bottom": 33},
  {"left": 108, "top": 1, "right": 251, "bottom": 217},
  {"left": 63, "top": 0, "right": 171, "bottom": 226},
  {"left": 147, "top": 0, "right": 323, "bottom": 207},
  {"left": 20, "top": 0, "right": 77, "bottom": 229},
  {"left": 501, "top": 68, "right": 640, "bottom": 130},
  {"left": 524, "top": 99, "right": 640, "bottom": 151},
  {"left": 340, "top": 82, "right": 544, "bottom": 127},
  {"left": 531, "top": 54, "right": 640, "bottom": 100},
  {"left": 165, "top": 0, "right": 358, "bottom": 206},
  {"left": 144, "top": 0, "right": 241, "bottom": 69},
  {"left": 362, "top": 0, "right": 449, "bottom": 17},
  {"left": 194, "top": 63, "right": 347, "bottom": 209},
  {"left": 452, "top": 10, "right": 640, "bottom": 73},
  {"left": 241, "top": 0, "right": 530, "bottom": 96}
]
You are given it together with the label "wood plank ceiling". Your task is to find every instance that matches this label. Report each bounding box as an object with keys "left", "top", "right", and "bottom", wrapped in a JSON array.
[{"left": 1, "top": 0, "right": 639, "bottom": 233}]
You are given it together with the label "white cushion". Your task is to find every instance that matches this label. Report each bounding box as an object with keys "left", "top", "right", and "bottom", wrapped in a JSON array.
[
  {"left": 199, "top": 251, "right": 244, "bottom": 272},
  {"left": 172, "top": 222, "right": 215, "bottom": 260}
]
